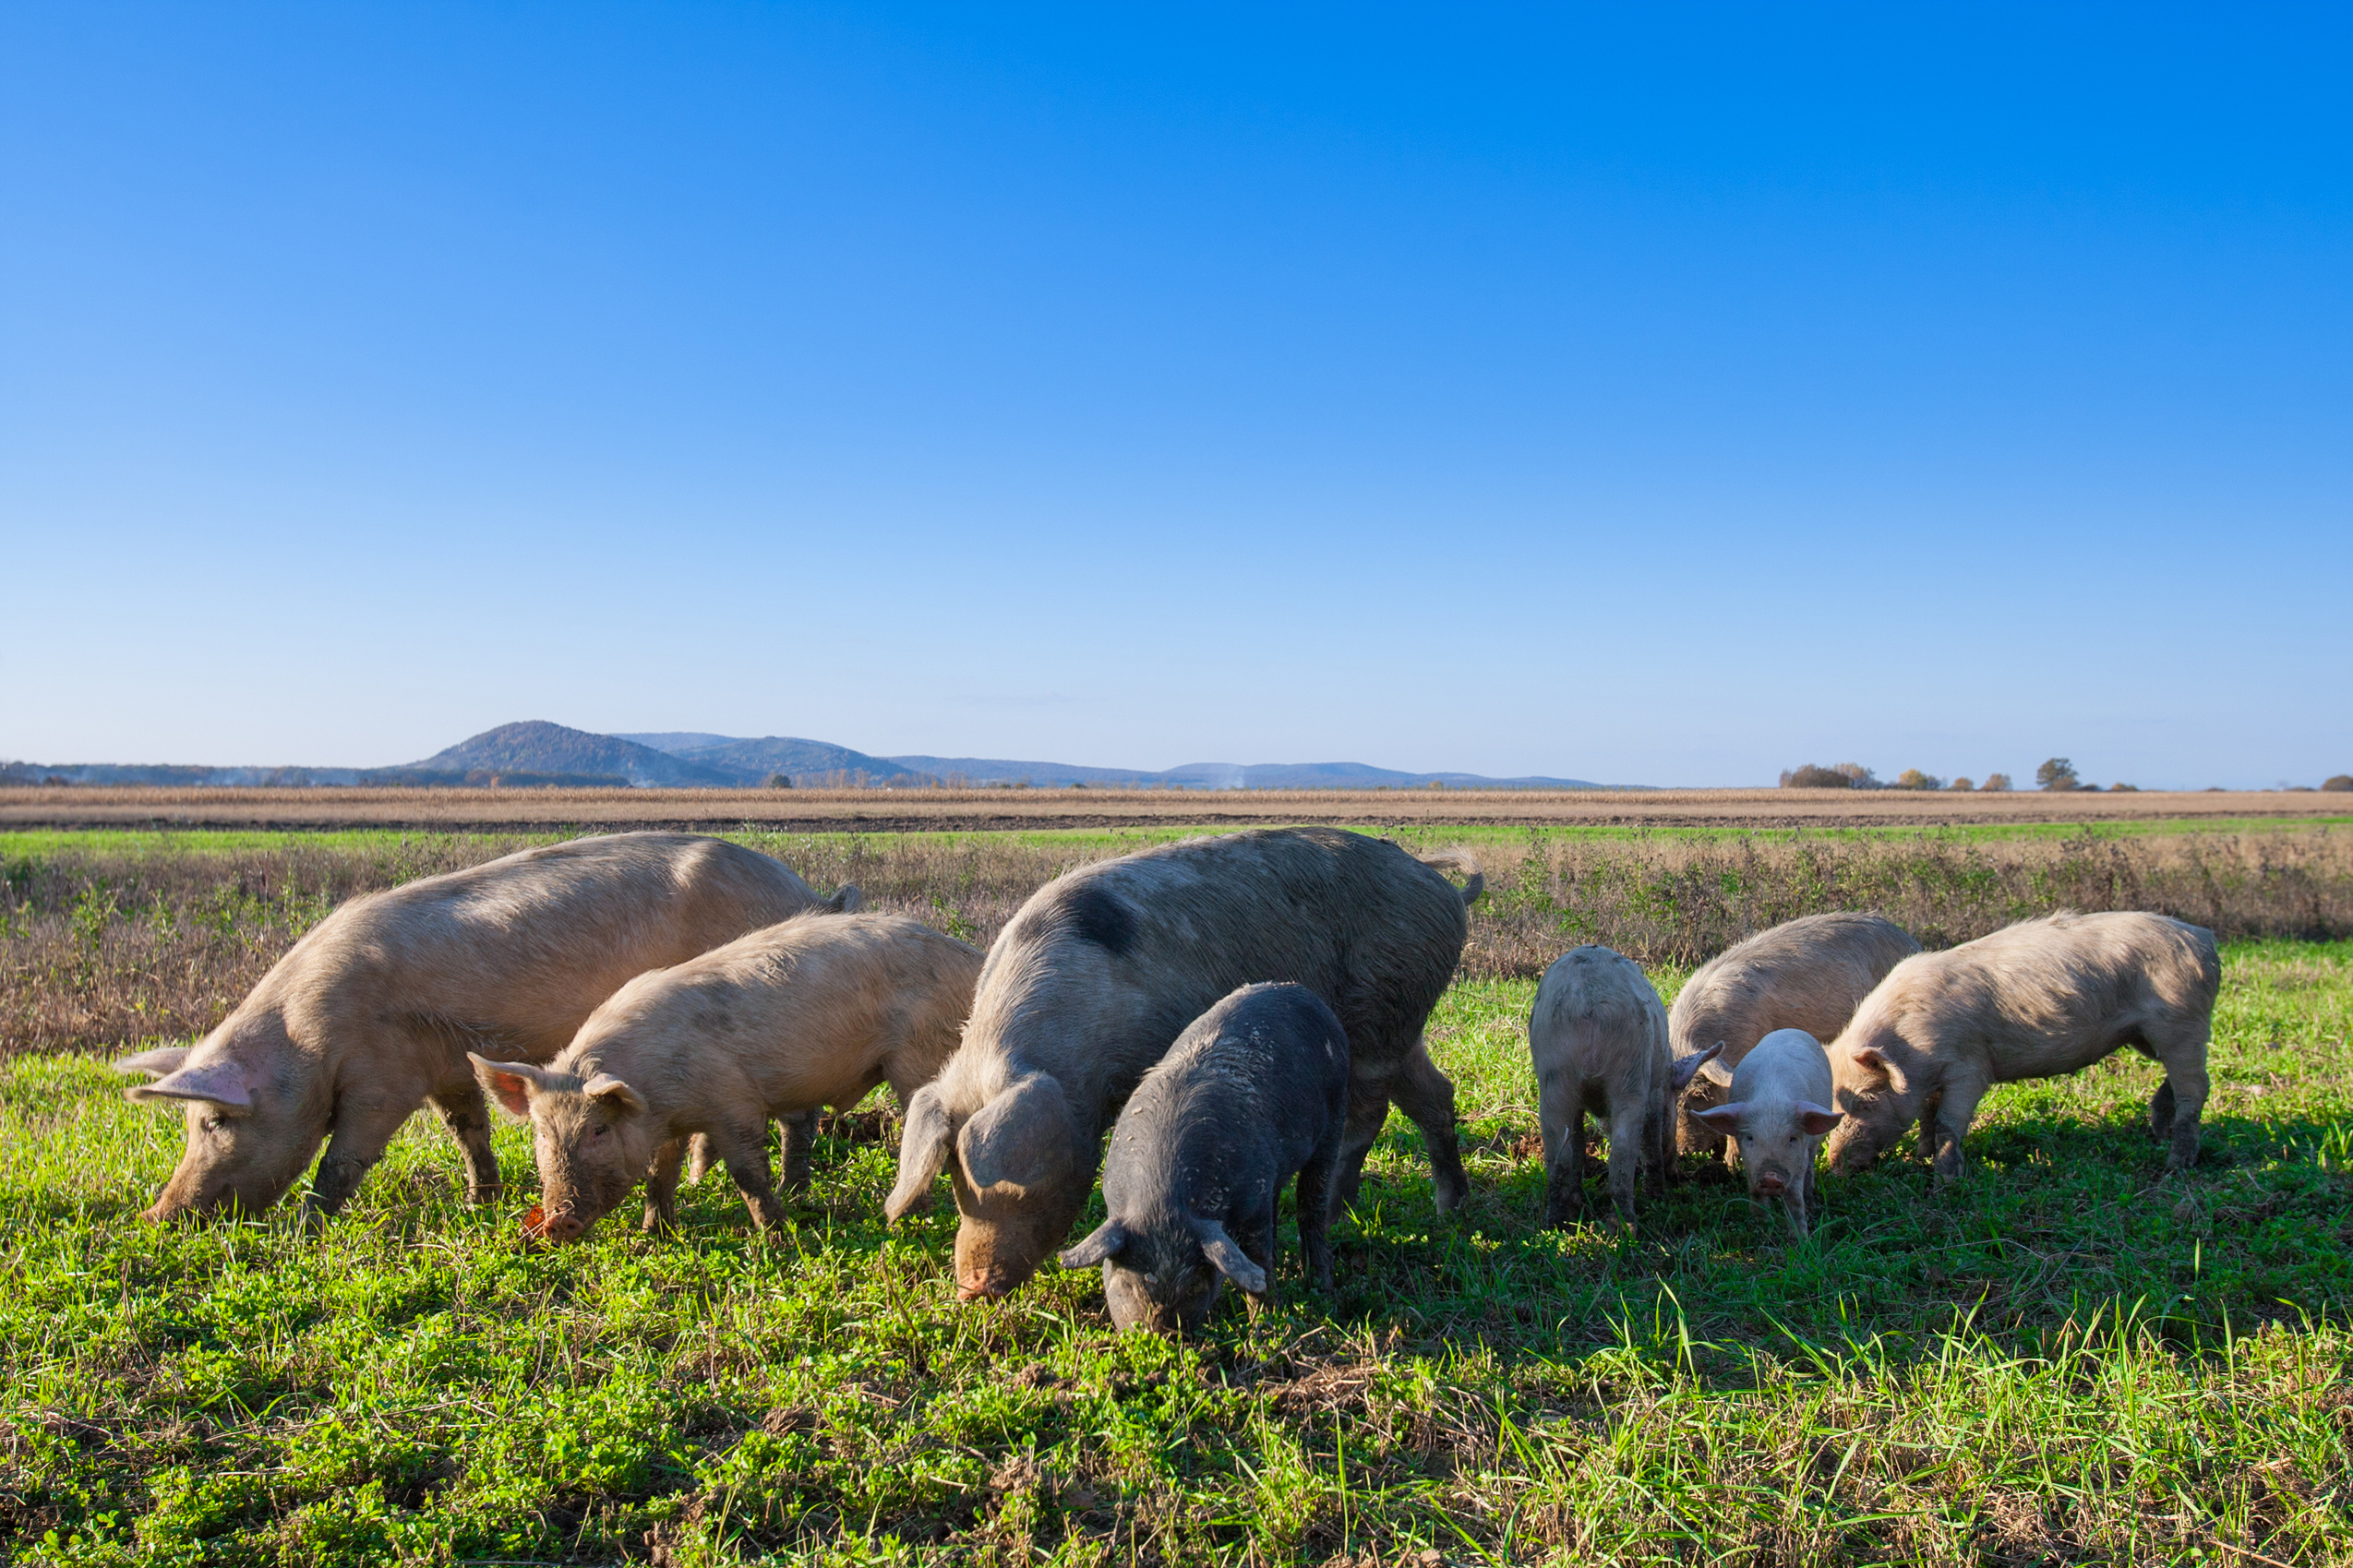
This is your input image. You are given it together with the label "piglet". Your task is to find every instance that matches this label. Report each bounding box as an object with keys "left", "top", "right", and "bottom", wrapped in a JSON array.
[
  {"left": 1529, "top": 945, "right": 1720, "bottom": 1227},
  {"left": 1691, "top": 1027, "right": 1842, "bottom": 1238},
  {"left": 1058, "top": 983, "right": 1348, "bottom": 1334},
  {"left": 472, "top": 912, "right": 981, "bottom": 1241}
]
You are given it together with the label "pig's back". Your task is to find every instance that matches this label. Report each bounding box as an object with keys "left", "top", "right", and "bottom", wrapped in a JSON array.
[
  {"left": 1531, "top": 946, "right": 1666, "bottom": 1067},
  {"left": 966, "top": 828, "right": 1466, "bottom": 1115},
  {"left": 1671, "top": 913, "right": 1919, "bottom": 1070},
  {"left": 265, "top": 832, "right": 827, "bottom": 1057},
  {"left": 1731, "top": 1027, "right": 1833, "bottom": 1106}
]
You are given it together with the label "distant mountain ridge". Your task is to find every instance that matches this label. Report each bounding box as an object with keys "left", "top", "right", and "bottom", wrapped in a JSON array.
[{"left": 6, "top": 721, "right": 1617, "bottom": 789}]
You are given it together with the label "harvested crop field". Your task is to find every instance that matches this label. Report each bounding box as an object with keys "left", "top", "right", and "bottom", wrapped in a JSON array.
[
  {"left": 2, "top": 825, "right": 2349, "bottom": 1564},
  {"left": 2, "top": 784, "right": 2347, "bottom": 834}
]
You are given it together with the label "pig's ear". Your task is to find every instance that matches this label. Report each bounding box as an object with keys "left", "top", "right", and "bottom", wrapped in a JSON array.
[
  {"left": 958, "top": 1074, "right": 1076, "bottom": 1198},
  {"left": 582, "top": 1074, "right": 647, "bottom": 1117},
  {"left": 1195, "top": 1219, "right": 1268, "bottom": 1297},
  {"left": 1671, "top": 1043, "right": 1724, "bottom": 1094},
  {"left": 469, "top": 1053, "right": 548, "bottom": 1119},
  {"left": 115, "top": 1047, "right": 192, "bottom": 1080},
  {"left": 124, "top": 1057, "right": 254, "bottom": 1112},
  {"left": 1847, "top": 1047, "right": 1894, "bottom": 1080},
  {"left": 826, "top": 883, "right": 862, "bottom": 914},
  {"left": 1058, "top": 1219, "right": 1128, "bottom": 1268},
  {"left": 1796, "top": 1101, "right": 1844, "bottom": 1136},
  {"left": 1692, "top": 1101, "right": 1747, "bottom": 1137},
  {"left": 884, "top": 1084, "right": 954, "bottom": 1220}
]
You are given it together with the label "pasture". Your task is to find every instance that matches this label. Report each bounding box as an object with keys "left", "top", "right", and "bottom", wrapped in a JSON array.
[{"left": 2, "top": 827, "right": 2350, "bottom": 1564}]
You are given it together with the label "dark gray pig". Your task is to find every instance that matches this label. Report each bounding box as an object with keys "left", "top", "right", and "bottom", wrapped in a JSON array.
[
  {"left": 1529, "top": 945, "right": 1721, "bottom": 1227},
  {"left": 884, "top": 827, "right": 1481, "bottom": 1300},
  {"left": 1671, "top": 913, "right": 1919, "bottom": 1160},
  {"left": 1059, "top": 983, "right": 1350, "bottom": 1333},
  {"left": 1824, "top": 911, "right": 2220, "bottom": 1181},
  {"left": 115, "top": 832, "right": 856, "bottom": 1221}
]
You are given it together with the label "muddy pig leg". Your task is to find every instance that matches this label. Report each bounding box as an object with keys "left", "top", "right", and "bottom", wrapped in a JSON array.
[
  {"left": 777, "top": 1110, "right": 818, "bottom": 1193},
  {"left": 1927, "top": 1071, "right": 1987, "bottom": 1185},
  {"left": 1295, "top": 1137, "right": 1339, "bottom": 1291},
  {"left": 1605, "top": 1093, "right": 1647, "bottom": 1227},
  {"left": 712, "top": 1117, "right": 789, "bottom": 1234},
  {"left": 307, "top": 1087, "right": 426, "bottom": 1220}
]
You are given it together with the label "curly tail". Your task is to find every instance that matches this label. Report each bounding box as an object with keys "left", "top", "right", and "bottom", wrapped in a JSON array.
[{"left": 1416, "top": 849, "right": 1485, "bottom": 908}]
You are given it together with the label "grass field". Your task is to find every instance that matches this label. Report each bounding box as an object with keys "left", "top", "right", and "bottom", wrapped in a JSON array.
[{"left": 3, "top": 831, "right": 2351, "bottom": 1564}]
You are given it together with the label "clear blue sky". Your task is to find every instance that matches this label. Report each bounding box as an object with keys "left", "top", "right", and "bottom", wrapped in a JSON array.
[{"left": 5, "top": 5, "right": 2347, "bottom": 786}]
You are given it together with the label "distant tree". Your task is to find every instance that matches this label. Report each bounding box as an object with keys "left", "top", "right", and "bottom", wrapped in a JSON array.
[
  {"left": 2110, "top": 783, "right": 2140, "bottom": 792},
  {"left": 2325, "top": 774, "right": 2353, "bottom": 792},
  {"left": 1779, "top": 764, "right": 1847, "bottom": 788},
  {"left": 1982, "top": 772, "right": 2012, "bottom": 792},
  {"left": 1950, "top": 776, "right": 1975, "bottom": 792},
  {"left": 1894, "top": 769, "right": 1945, "bottom": 791},
  {"left": 1833, "top": 762, "right": 1881, "bottom": 789},
  {"left": 763, "top": 772, "right": 792, "bottom": 789},
  {"left": 1069, "top": 778, "right": 1086, "bottom": 789},
  {"left": 1426, "top": 779, "right": 1445, "bottom": 790},
  {"left": 2035, "top": 758, "right": 2081, "bottom": 792}
]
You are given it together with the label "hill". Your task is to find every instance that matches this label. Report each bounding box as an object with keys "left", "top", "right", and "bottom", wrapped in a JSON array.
[
  {"left": 883, "top": 754, "right": 1605, "bottom": 789},
  {"left": 409, "top": 722, "right": 735, "bottom": 787}
]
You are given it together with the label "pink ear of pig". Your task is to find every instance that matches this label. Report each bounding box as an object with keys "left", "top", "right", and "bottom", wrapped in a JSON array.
[
  {"left": 116, "top": 1050, "right": 254, "bottom": 1109},
  {"left": 469, "top": 1052, "right": 551, "bottom": 1119}
]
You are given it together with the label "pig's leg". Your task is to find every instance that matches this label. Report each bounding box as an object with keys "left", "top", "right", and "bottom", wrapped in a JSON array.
[
  {"left": 1241, "top": 1198, "right": 1279, "bottom": 1315},
  {"left": 1604, "top": 1094, "right": 1646, "bottom": 1227},
  {"left": 1331, "top": 1083, "right": 1394, "bottom": 1212},
  {"left": 2148, "top": 1080, "right": 2177, "bottom": 1142},
  {"left": 1537, "top": 1070, "right": 1584, "bottom": 1228},
  {"left": 1927, "top": 1073, "right": 1987, "bottom": 1185},
  {"left": 1915, "top": 1087, "right": 1944, "bottom": 1165},
  {"left": 306, "top": 1093, "right": 421, "bottom": 1219},
  {"left": 426, "top": 1081, "right": 502, "bottom": 1204},
  {"left": 1387, "top": 1037, "right": 1469, "bottom": 1215},
  {"left": 642, "top": 1139, "right": 686, "bottom": 1234},
  {"left": 1295, "top": 1137, "right": 1339, "bottom": 1291},
  {"left": 711, "top": 1121, "right": 789, "bottom": 1234},
  {"left": 777, "top": 1111, "right": 818, "bottom": 1193},
  {"left": 2150, "top": 1025, "right": 2211, "bottom": 1170}
]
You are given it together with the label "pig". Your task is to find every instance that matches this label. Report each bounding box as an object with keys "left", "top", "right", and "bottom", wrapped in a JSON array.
[
  {"left": 471, "top": 911, "right": 982, "bottom": 1240},
  {"left": 1689, "top": 1028, "right": 1842, "bottom": 1237},
  {"left": 884, "top": 826, "right": 1482, "bottom": 1300},
  {"left": 1528, "top": 945, "right": 1722, "bottom": 1227},
  {"left": 114, "top": 832, "right": 857, "bottom": 1222},
  {"left": 1671, "top": 913, "right": 1920, "bottom": 1161},
  {"left": 1058, "top": 983, "right": 1350, "bottom": 1333},
  {"left": 1821, "top": 911, "right": 2221, "bottom": 1182}
]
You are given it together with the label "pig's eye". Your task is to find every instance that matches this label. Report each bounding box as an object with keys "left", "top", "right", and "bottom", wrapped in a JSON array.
[{"left": 592, "top": 1125, "right": 608, "bottom": 1139}]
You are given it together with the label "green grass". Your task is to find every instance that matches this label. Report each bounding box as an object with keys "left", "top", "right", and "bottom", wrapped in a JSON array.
[{"left": 4, "top": 943, "right": 2349, "bottom": 1563}]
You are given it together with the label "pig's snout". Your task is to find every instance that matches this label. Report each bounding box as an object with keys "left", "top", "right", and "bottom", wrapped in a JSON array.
[
  {"left": 541, "top": 1209, "right": 589, "bottom": 1243},
  {"left": 1755, "top": 1173, "right": 1787, "bottom": 1196},
  {"left": 956, "top": 1273, "right": 1016, "bottom": 1301}
]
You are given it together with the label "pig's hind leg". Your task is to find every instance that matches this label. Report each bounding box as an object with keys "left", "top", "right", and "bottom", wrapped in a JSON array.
[
  {"left": 1294, "top": 1135, "right": 1340, "bottom": 1292},
  {"left": 427, "top": 1080, "right": 502, "bottom": 1204},
  {"left": 777, "top": 1111, "right": 818, "bottom": 1193},
  {"left": 2144, "top": 1023, "right": 2211, "bottom": 1170},
  {"left": 1604, "top": 1094, "right": 1647, "bottom": 1227},
  {"left": 1387, "top": 1037, "right": 1470, "bottom": 1215}
]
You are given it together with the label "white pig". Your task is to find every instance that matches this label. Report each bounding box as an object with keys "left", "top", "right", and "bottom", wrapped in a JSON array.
[{"left": 1690, "top": 1027, "right": 1843, "bottom": 1239}]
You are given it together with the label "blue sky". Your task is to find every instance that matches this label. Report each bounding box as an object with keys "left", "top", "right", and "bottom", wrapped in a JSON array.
[{"left": 4, "top": 5, "right": 2347, "bottom": 786}]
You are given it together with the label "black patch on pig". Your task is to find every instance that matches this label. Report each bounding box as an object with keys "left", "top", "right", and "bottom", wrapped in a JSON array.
[{"left": 1055, "top": 885, "right": 1137, "bottom": 957}]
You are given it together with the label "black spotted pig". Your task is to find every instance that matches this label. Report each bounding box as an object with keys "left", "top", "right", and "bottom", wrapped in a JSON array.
[
  {"left": 1825, "top": 911, "right": 2220, "bottom": 1182},
  {"left": 1690, "top": 1027, "right": 1842, "bottom": 1237},
  {"left": 1528, "top": 945, "right": 1719, "bottom": 1227},
  {"left": 1058, "top": 983, "right": 1349, "bottom": 1334},
  {"left": 472, "top": 911, "right": 980, "bottom": 1240}
]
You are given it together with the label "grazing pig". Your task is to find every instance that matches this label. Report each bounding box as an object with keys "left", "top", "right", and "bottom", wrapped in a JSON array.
[
  {"left": 1672, "top": 913, "right": 1920, "bottom": 1161},
  {"left": 1058, "top": 983, "right": 1349, "bottom": 1333},
  {"left": 1690, "top": 1028, "right": 1842, "bottom": 1237},
  {"left": 115, "top": 832, "right": 856, "bottom": 1222},
  {"left": 1822, "top": 911, "right": 2220, "bottom": 1182},
  {"left": 884, "top": 827, "right": 1482, "bottom": 1300},
  {"left": 1528, "top": 946, "right": 1721, "bottom": 1226},
  {"left": 471, "top": 912, "right": 981, "bottom": 1240}
]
